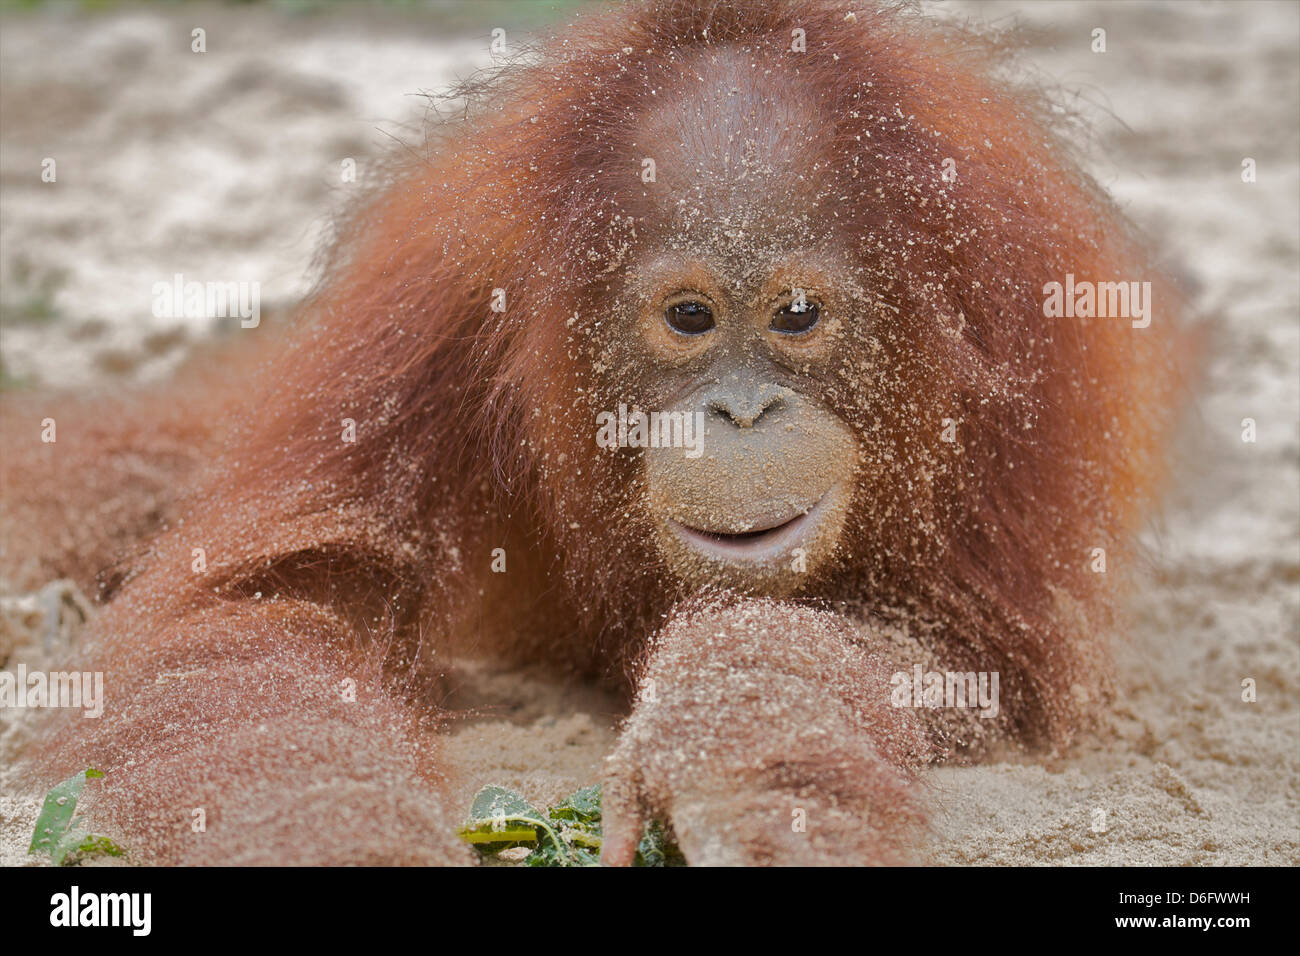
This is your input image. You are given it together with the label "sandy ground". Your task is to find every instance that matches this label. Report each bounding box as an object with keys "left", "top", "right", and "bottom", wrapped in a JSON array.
[{"left": 1, "top": 0, "right": 1297, "bottom": 866}]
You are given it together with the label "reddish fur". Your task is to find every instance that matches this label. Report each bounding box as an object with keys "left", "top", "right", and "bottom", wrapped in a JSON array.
[{"left": 2, "top": 0, "right": 1183, "bottom": 864}]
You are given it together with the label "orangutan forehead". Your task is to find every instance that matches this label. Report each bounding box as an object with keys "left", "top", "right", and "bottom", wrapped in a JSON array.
[
  {"left": 629, "top": 47, "right": 841, "bottom": 250},
  {"left": 639, "top": 48, "right": 831, "bottom": 167}
]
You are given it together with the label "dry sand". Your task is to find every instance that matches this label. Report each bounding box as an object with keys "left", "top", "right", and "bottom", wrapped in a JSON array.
[{"left": 1, "top": 0, "right": 1296, "bottom": 866}]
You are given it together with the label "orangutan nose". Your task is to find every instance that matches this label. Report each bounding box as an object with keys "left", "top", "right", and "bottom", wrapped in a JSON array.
[{"left": 704, "top": 381, "right": 791, "bottom": 429}]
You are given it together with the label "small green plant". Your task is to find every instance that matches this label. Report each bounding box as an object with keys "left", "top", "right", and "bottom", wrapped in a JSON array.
[
  {"left": 459, "top": 783, "right": 681, "bottom": 867},
  {"left": 28, "top": 768, "right": 125, "bottom": 865}
]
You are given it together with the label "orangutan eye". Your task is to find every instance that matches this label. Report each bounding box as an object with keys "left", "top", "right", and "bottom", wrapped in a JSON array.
[
  {"left": 665, "top": 300, "right": 715, "bottom": 335},
  {"left": 771, "top": 298, "right": 820, "bottom": 334}
]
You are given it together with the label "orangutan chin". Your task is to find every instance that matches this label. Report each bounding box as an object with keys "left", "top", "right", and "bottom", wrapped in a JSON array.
[{"left": 1, "top": 0, "right": 1182, "bottom": 865}]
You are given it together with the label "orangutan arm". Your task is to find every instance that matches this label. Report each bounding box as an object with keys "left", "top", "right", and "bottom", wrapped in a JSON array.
[
  {"left": 40, "top": 597, "right": 469, "bottom": 866},
  {"left": 601, "top": 599, "right": 933, "bottom": 866}
]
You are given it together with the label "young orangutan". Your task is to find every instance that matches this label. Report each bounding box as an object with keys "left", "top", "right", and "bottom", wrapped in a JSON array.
[{"left": 2, "top": 0, "right": 1182, "bottom": 865}]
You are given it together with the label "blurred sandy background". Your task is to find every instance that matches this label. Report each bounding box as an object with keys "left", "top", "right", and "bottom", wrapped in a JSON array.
[{"left": 1, "top": 0, "right": 1296, "bottom": 865}]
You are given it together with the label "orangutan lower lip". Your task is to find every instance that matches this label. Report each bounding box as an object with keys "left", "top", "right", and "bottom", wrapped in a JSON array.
[{"left": 670, "top": 491, "right": 832, "bottom": 563}]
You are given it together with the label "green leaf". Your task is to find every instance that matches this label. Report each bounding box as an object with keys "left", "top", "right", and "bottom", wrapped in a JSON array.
[
  {"left": 458, "top": 785, "right": 549, "bottom": 855},
  {"left": 468, "top": 785, "right": 545, "bottom": 825},
  {"left": 548, "top": 783, "right": 602, "bottom": 825},
  {"left": 460, "top": 826, "right": 539, "bottom": 845},
  {"left": 635, "top": 820, "right": 685, "bottom": 867},
  {"left": 457, "top": 782, "right": 682, "bottom": 867},
  {"left": 75, "top": 835, "right": 124, "bottom": 858},
  {"left": 525, "top": 840, "right": 600, "bottom": 867},
  {"left": 28, "top": 768, "right": 124, "bottom": 865},
  {"left": 525, "top": 783, "right": 604, "bottom": 867},
  {"left": 29, "top": 770, "right": 91, "bottom": 857}
]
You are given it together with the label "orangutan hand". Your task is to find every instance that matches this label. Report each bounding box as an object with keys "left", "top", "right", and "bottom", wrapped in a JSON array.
[{"left": 600, "top": 599, "right": 931, "bottom": 866}]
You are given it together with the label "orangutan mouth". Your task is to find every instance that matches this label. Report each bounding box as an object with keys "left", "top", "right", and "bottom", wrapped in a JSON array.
[{"left": 669, "top": 490, "right": 835, "bottom": 563}]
